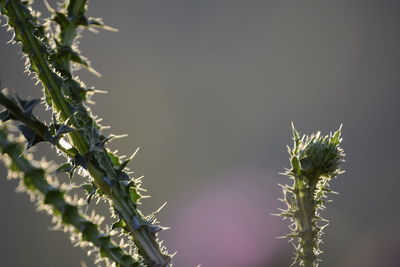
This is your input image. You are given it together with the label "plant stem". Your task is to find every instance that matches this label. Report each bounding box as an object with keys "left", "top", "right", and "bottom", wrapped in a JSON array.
[
  {"left": 0, "top": 89, "right": 168, "bottom": 265},
  {"left": 293, "top": 175, "right": 316, "bottom": 267},
  {"left": 1, "top": 1, "right": 170, "bottom": 265},
  {"left": 0, "top": 125, "right": 139, "bottom": 267},
  {"left": 279, "top": 125, "right": 345, "bottom": 266}
]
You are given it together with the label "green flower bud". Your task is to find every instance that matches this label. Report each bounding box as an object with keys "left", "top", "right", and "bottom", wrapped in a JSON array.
[{"left": 291, "top": 124, "right": 345, "bottom": 180}]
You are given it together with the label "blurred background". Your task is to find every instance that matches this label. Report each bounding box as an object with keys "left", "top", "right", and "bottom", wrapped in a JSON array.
[{"left": 1, "top": 0, "right": 400, "bottom": 266}]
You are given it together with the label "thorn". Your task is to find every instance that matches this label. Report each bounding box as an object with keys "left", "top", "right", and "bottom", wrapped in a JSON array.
[
  {"left": 291, "top": 121, "right": 299, "bottom": 140},
  {"left": 130, "top": 147, "right": 140, "bottom": 160},
  {"left": 115, "top": 133, "right": 129, "bottom": 139},
  {"left": 154, "top": 202, "right": 167, "bottom": 215},
  {"left": 87, "top": 67, "right": 101, "bottom": 77},
  {"left": 93, "top": 89, "right": 108, "bottom": 94},
  {"left": 134, "top": 175, "right": 144, "bottom": 183}
]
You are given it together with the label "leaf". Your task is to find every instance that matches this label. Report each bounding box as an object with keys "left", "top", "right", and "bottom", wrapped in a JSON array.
[
  {"left": 55, "top": 162, "right": 74, "bottom": 174},
  {"left": 17, "top": 124, "right": 44, "bottom": 148},
  {"left": 55, "top": 124, "right": 76, "bottom": 137},
  {"left": 115, "top": 169, "right": 130, "bottom": 181},
  {"left": 107, "top": 152, "right": 121, "bottom": 167},
  {"left": 69, "top": 50, "right": 89, "bottom": 68},
  {"left": 118, "top": 159, "right": 130, "bottom": 172},
  {"left": 129, "top": 186, "right": 141, "bottom": 204},
  {"left": 80, "top": 182, "right": 97, "bottom": 204},
  {"left": 48, "top": 113, "right": 76, "bottom": 140},
  {"left": 111, "top": 219, "right": 127, "bottom": 231},
  {"left": 118, "top": 147, "right": 139, "bottom": 171},
  {"left": 19, "top": 98, "right": 40, "bottom": 117}
]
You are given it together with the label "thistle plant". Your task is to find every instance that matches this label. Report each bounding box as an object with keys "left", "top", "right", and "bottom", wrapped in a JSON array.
[
  {"left": 0, "top": 0, "right": 171, "bottom": 266},
  {"left": 279, "top": 124, "right": 345, "bottom": 267}
]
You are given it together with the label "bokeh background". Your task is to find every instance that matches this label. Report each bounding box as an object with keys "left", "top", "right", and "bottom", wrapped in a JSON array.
[{"left": 1, "top": 1, "right": 400, "bottom": 266}]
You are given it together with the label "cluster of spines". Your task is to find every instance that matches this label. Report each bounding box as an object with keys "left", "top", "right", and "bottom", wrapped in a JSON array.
[
  {"left": 0, "top": 0, "right": 171, "bottom": 266},
  {"left": 278, "top": 124, "right": 345, "bottom": 267},
  {"left": 0, "top": 125, "right": 139, "bottom": 266}
]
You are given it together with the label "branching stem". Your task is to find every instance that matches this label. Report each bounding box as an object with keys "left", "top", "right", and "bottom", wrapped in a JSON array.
[{"left": 1, "top": 1, "right": 170, "bottom": 265}]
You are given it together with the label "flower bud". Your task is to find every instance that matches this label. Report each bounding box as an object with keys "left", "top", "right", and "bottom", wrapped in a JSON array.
[{"left": 291, "top": 125, "right": 345, "bottom": 180}]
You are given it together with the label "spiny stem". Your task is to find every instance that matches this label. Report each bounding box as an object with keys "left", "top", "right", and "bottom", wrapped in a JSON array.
[
  {"left": 293, "top": 175, "right": 316, "bottom": 267},
  {"left": 0, "top": 91, "right": 166, "bottom": 265},
  {"left": 0, "top": 90, "right": 169, "bottom": 265},
  {"left": 1, "top": 1, "right": 170, "bottom": 265},
  {"left": 0, "top": 125, "right": 139, "bottom": 267},
  {"left": 279, "top": 124, "right": 345, "bottom": 267},
  {"left": 3, "top": 0, "right": 88, "bottom": 151}
]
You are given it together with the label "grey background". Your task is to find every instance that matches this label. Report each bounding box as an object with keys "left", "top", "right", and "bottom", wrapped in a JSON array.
[{"left": 1, "top": 0, "right": 400, "bottom": 266}]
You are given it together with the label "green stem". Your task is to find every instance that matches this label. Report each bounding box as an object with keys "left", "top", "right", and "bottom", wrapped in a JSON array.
[
  {"left": 59, "top": 0, "right": 86, "bottom": 71},
  {"left": 0, "top": 126, "right": 139, "bottom": 267},
  {"left": 5, "top": 1, "right": 88, "bottom": 153},
  {"left": 1, "top": 1, "right": 170, "bottom": 265},
  {"left": 281, "top": 125, "right": 344, "bottom": 267},
  {"left": 0, "top": 89, "right": 168, "bottom": 264},
  {"left": 293, "top": 175, "right": 316, "bottom": 267}
]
